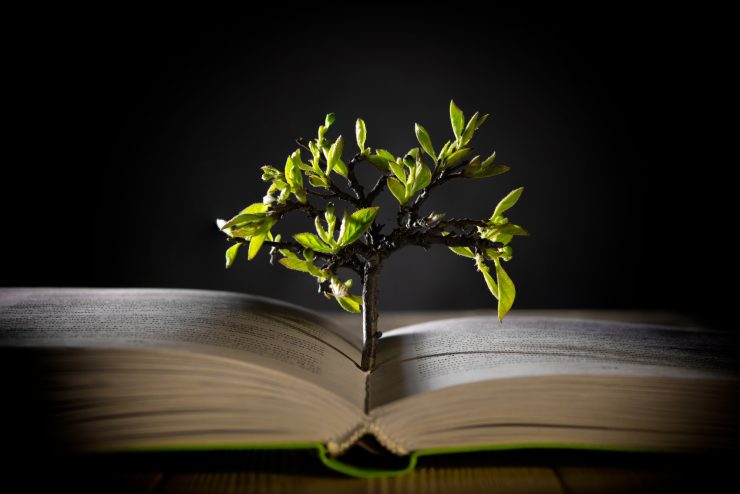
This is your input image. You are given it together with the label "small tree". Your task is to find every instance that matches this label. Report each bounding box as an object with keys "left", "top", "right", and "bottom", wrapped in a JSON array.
[{"left": 217, "top": 101, "right": 527, "bottom": 371}]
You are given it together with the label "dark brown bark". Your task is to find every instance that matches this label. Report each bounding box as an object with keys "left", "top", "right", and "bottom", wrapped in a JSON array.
[{"left": 360, "top": 256, "right": 381, "bottom": 371}]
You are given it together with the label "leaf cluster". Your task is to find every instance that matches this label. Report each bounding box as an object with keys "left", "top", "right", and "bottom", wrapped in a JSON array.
[{"left": 217, "top": 101, "right": 527, "bottom": 319}]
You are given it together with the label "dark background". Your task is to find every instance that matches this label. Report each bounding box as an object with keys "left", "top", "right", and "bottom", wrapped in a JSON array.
[{"left": 3, "top": 9, "right": 732, "bottom": 325}]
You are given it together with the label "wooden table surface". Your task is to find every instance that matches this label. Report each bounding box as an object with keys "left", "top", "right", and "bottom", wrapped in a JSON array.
[
  {"left": 13, "top": 310, "right": 735, "bottom": 493},
  {"left": 41, "top": 448, "right": 734, "bottom": 493}
]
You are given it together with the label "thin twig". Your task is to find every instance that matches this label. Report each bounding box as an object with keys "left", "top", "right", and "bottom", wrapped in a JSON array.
[
  {"left": 262, "top": 240, "right": 333, "bottom": 259},
  {"left": 306, "top": 188, "right": 336, "bottom": 198},
  {"left": 346, "top": 153, "right": 366, "bottom": 202},
  {"left": 409, "top": 170, "right": 465, "bottom": 214},
  {"left": 365, "top": 174, "right": 389, "bottom": 205},
  {"left": 268, "top": 199, "right": 322, "bottom": 219},
  {"left": 386, "top": 230, "right": 502, "bottom": 256},
  {"left": 437, "top": 218, "right": 488, "bottom": 229}
]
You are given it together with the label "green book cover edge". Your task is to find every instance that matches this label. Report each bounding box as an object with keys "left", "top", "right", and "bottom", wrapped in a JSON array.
[{"left": 103, "top": 441, "right": 679, "bottom": 478}]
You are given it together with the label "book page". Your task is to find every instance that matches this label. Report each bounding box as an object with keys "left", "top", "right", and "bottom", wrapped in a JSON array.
[
  {"left": 0, "top": 288, "right": 364, "bottom": 408},
  {"left": 369, "top": 316, "right": 738, "bottom": 409}
]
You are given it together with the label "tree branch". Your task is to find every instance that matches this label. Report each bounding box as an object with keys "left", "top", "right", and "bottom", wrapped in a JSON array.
[
  {"left": 295, "top": 137, "right": 362, "bottom": 206},
  {"left": 305, "top": 188, "right": 335, "bottom": 198},
  {"left": 409, "top": 169, "right": 465, "bottom": 215},
  {"left": 295, "top": 136, "right": 318, "bottom": 157},
  {"left": 268, "top": 199, "right": 322, "bottom": 219},
  {"left": 365, "top": 174, "right": 389, "bottom": 205},
  {"left": 437, "top": 218, "right": 488, "bottom": 230},
  {"left": 329, "top": 184, "right": 362, "bottom": 205},
  {"left": 346, "top": 153, "right": 366, "bottom": 203},
  {"left": 401, "top": 231, "right": 501, "bottom": 251},
  {"left": 260, "top": 239, "right": 330, "bottom": 259},
  {"left": 361, "top": 255, "right": 381, "bottom": 372},
  {"left": 378, "top": 228, "right": 502, "bottom": 259},
  {"left": 321, "top": 242, "right": 368, "bottom": 274},
  {"left": 321, "top": 255, "right": 364, "bottom": 276},
  {"left": 234, "top": 239, "right": 333, "bottom": 267}
]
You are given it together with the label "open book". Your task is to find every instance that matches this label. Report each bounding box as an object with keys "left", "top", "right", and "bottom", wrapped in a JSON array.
[{"left": 1, "top": 288, "right": 738, "bottom": 477}]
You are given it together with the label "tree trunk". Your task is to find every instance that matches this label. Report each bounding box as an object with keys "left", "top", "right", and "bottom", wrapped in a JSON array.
[{"left": 360, "top": 256, "right": 381, "bottom": 371}]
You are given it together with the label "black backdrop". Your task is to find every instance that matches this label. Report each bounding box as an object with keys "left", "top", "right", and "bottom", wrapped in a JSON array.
[{"left": 3, "top": 9, "right": 732, "bottom": 326}]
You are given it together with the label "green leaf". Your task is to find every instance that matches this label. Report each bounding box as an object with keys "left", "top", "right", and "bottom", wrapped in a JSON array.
[
  {"left": 445, "top": 147, "right": 471, "bottom": 168},
  {"left": 333, "top": 158, "right": 348, "bottom": 177},
  {"left": 229, "top": 224, "right": 263, "bottom": 238},
  {"left": 411, "top": 162, "right": 432, "bottom": 194},
  {"left": 437, "top": 140, "right": 451, "bottom": 162},
  {"left": 355, "top": 118, "right": 367, "bottom": 152},
  {"left": 496, "top": 223, "right": 529, "bottom": 236},
  {"left": 366, "top": 154, "right": 390, "bottom": 172},
  {"left": 278, "top": 257, "right": 312, "bottom": 273},
  {"left": 470, "top": 164, "right": 510, "bottom": 179},
  {"left": 376, "top": 149, "right": 395, "bottom": 162},
  {"left": 482, "top": 151, "right": 496, "bottom": 168},
  {"left": 293, "top": 150, "right": 308, "bottom": 179},
  {"left": 225, "top": 243, "right": 241, "bottom": 268},
  {"left": 461, "top": 111, "right": 479, "bottom": 145},
  {"left": 476, "top": 257, "right": 499, "bottom": 300},
  {"left": 326, "top": 136, "right": 344, "bottom": 175},
  {"left": 336, "top": 294, "right": 362, "bottom": 313},
  {"left": 279, "top": 248, "right": 295, "bottom": 258},
  {"left": 492, "top": 187, "right": 524, "bottom": 220},
  {"left": 325, "top": 113, "right": 336, "bottom": 127},
  {"left": 337, "top": 207, "right": 379, "bottom": 247},
  {"left": 277, "top": 187, "right": 291, "bottom": 203},
  {"left": 240, "top": 203, "right": 269, "bottom": 214},
  {"left": 462, "top": 152, "right": 497, "bottom": 178},
  {"left": 484, "top": 247, "right": 500, "bottom": 260},
  {"left": 387, "top": 177, "right": 407, "bottom": 204},
  {"left": 324, "top": 202, "right": 336, "bottom": 234},
  {"left": 309, "top": 141, "right": 322, "bottom": 170},
  {"left": 448, "top": 245, "right": 475, "bottom": 258},
  {"left": 308, "top": 174, "right": 329, "bottom": 188},
  {"left": 260, "top": 165, "right": 281, "bottom": 181},
  {"left": 307, "top": 262, "right": 328, "bottom": 279},
  {"left": 248, "top": 234, "right": 266, "bottom": 260},
  {"left": 414, "top": 123, "right": 436, "bottom": 160},
  {"left": 476, "top": 113, "right": 490, "bottom": 129},
  {"left": 335, "top": 210, "right": 350, "bottom": 246},
  {"left": 495, "top": 258, "right": 515, "bottom": 321},
  {"left": 500, "top": 245, "right": 513, "bottom": 261},
  {"left": 463, "top": 155, "right": 482, "bottom": 177},
  {"left": 315, "top": 216, "right": 333, "bottom": 245},
  {"left": 294, "top": 233, "right": 334, "bottom": 253},
  {"left": 494, "top": 233, "right": 514, "bottom": 246},
  {"left": 295, "top": 161, "right": 314, "bottom": 172},
  {"left": 220, "top": 213, "right": 264, "bottom": 230},
  {"left": 388, "top": 160, "right": 407, "bottom": 182},
  {"left": 450, "top": 100, "right": 464, "bottom": 142},
  {"left": 403, "top": 154, "right": 416, "bottom": 168},
  {"left": 284, "top": 151, "right": 303, "bottom": 189}
]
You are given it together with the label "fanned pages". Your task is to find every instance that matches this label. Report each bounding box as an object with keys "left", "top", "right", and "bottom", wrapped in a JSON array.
[
  {"left": 370, "top": 317, "right": 738, "bottom": 454},
  {"left": 1, "top": 288, "right": 738, "bottom": 475},
  {"left": 0, "top": 289, "right": 366, "bottom": 450}
]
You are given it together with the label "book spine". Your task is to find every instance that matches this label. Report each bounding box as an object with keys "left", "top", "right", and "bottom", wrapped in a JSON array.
[{"left": 326, "top": 420, "right": 409, "bottom": 457}]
